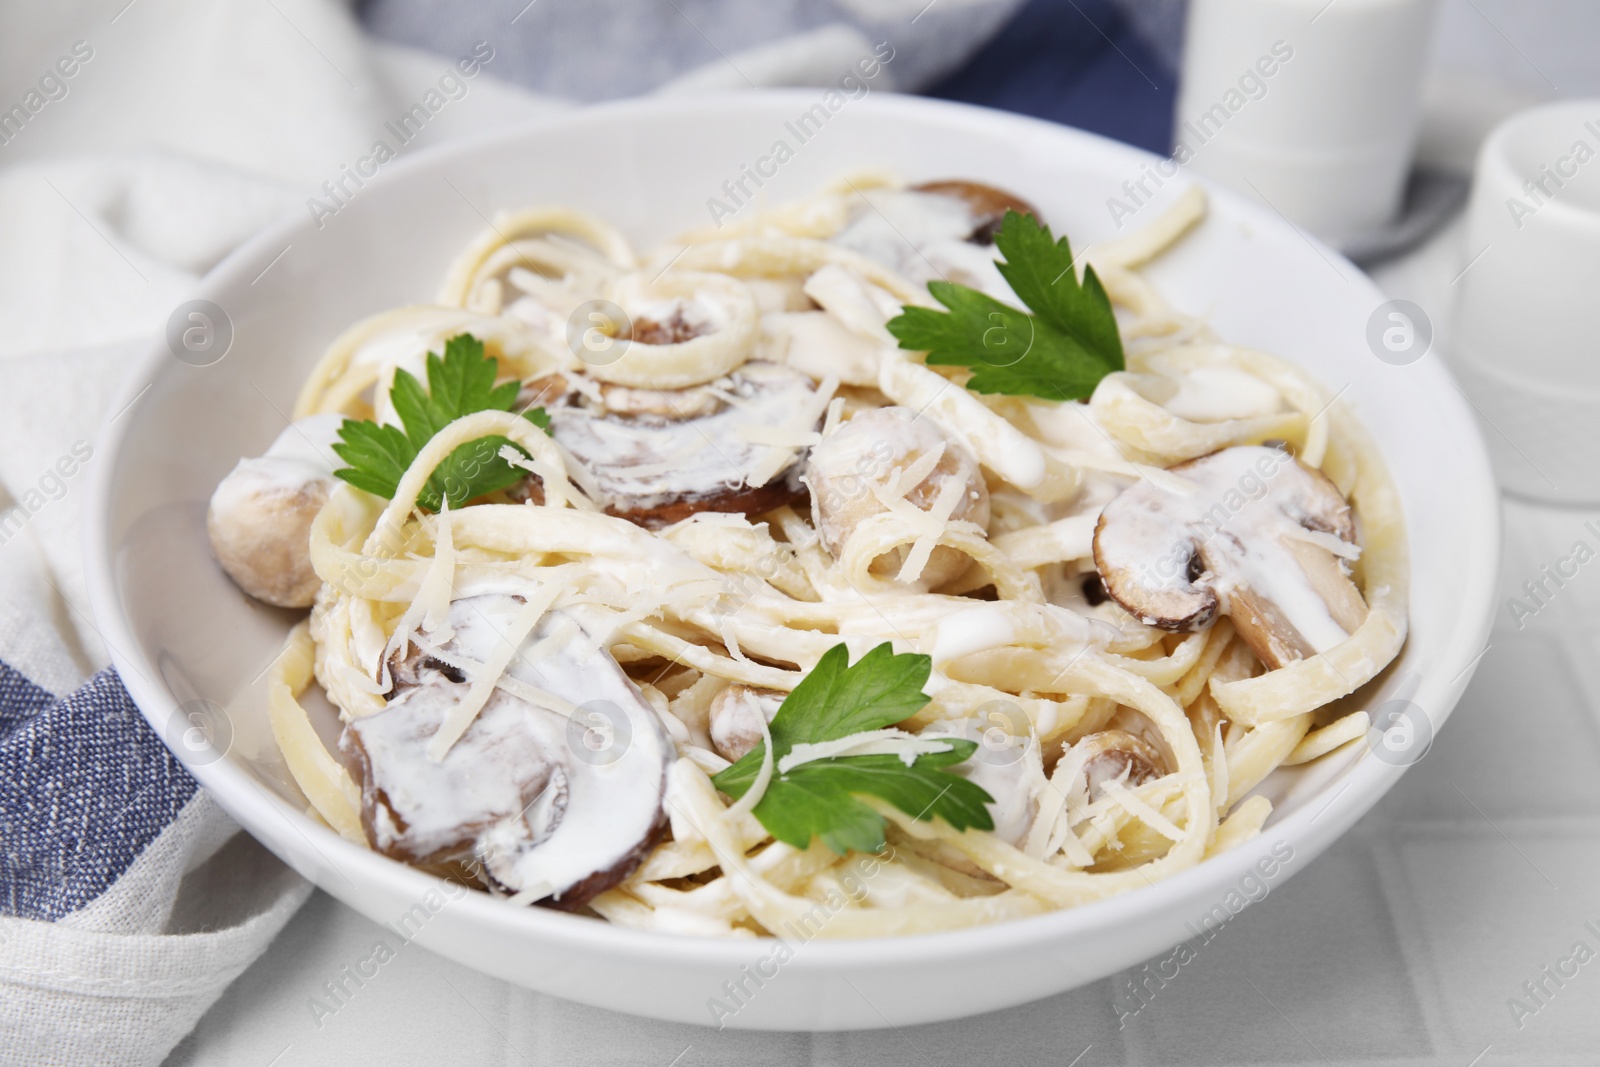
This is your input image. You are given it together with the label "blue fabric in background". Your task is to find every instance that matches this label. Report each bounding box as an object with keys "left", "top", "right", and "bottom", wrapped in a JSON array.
[
  {"left": 359, "top": 0, "right": 1179, "bottom": 150},
  {"left": 929, "top": 0, "right": 1178, "bottom": 154}
]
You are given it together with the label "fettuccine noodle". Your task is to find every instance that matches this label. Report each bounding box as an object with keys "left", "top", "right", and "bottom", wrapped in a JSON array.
[{"left": 247, "top": 173, "right": 1407, "bottom": 938}]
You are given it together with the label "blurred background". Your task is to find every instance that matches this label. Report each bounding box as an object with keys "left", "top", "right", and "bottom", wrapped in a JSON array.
[{"left": 0, "top": 0, "right": 1589, "bottom": 363}]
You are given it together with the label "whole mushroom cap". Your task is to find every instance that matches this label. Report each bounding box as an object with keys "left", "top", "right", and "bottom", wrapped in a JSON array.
[
  {"left": 206, "top": 414, "right": 343, "bottom": 609},
  {"left": 207, "top": 472, "right": 329, "bottom": 608}
]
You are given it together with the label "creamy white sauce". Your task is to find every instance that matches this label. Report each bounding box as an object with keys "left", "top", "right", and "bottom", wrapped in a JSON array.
[
  {"left": 548, "top": 361, "right": 817, "bottom": 511},
  {"left": 1161, "top": 366, "right": 1283, "bottom": 422},
  {"left": 931, "top": 604, "right": 1017, "bottom": 665},
  {"left": 831, "top": 190, "right": 1017, "bottom": 304},
  {"left": 629, "top": 295, "right": 722, "bottom": 339},
  {"left": 345, "top": 597, "right": 672, "bottom": 900},
  {"left": 1094, "top": 446, "right": 1357, "bottom": 651},
  {"left": 759, "top": 310, "right": 882, "bottom": 387},
  {"left": 922, "top": 718, "right": 1036, "bottom": 846},
  {"left": 351, "top": 680, "right": 558, "bottom": 860},
  {"left": 210, "top": 414, "right": 342, "bottom": 517},
  {"left": 505, "top": 297, "right": 568, "bottom": 354},
  {"left": 1024, "top": 399, "right": 1117, "bottom": 455}
]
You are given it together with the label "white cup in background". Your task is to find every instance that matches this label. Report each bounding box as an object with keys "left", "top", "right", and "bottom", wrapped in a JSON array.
[
  {"left": 1448, "top": 99, "right": 1600, "bottom": 504},
  {"left": 1175, "top": 0, "right": 1439, "bottom": 245}
]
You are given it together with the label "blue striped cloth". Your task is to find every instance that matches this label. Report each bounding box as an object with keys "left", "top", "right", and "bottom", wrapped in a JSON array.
[
  {"left": 0, "top": 663, "right": 197, "bottom": 923},
  {"left": 928, "top": 0, "right": 1179, "bottom": 155}
]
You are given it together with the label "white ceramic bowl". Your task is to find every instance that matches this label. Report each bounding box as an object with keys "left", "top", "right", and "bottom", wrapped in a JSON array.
[{"left": 85, "top": 92, "right": 1499, "bottom": 1030}]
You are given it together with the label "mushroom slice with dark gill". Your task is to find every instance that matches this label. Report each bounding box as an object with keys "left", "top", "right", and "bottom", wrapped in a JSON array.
[
  {"left": 908, "top": 180, "right": 1041, "bottom": 244},
  {"left": 829, "top": 179, "right": 1041, "bottom": 298},
  {"left": 518, "top": 361, "right": 824, "bottom": 528},
  {"left": 627, "top": 302, "right": 709, "bottom": 346},
  {"left": 1068, "top": 730, "right": 1168, "bottom": 801},
  {"left": 805, "top": 405, "right": 991, "bottom": 588},
  {"left": 339, "top": 594, "right": 673, "bottom": 907},
  {"left": 207, "top": 414, "right": 343, "bottom": 608},
  {"left": 1091, "top": 445, "right": 1369, "bottom": 670}
]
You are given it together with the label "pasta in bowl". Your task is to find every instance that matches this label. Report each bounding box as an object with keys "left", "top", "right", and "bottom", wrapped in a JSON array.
[{"left": 205, "top": 171, "right": 1408, "bottom": 939}]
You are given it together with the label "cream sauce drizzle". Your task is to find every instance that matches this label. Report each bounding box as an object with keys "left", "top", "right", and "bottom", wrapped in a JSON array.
[
  {"left": 547, "top": 362, "right": 818, "bottom": 509},
  {"left": 832, "top": 189, "right": 1017, "bottom": 303},
  {"left": 1160, "top": 366, "right": 1283, "bottom": 422},
  {"left": 345, "top": 596, "right": 671, "bottom": 899},
  {"left": 210, "top": 413, "right": 342, "bottom": 516},
  {"left": 1094, "top": 446, "right": 1358, "bottom": 651}
]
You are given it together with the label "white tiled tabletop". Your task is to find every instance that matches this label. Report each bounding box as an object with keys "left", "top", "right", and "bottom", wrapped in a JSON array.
[{"left": 165, "top": 218, "right": 1600, "bottom": 1067}]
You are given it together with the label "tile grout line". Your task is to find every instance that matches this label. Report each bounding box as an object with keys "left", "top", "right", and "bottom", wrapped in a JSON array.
[{"left": 1364, "top": 824, "right": 1469, "bottom": 1059}]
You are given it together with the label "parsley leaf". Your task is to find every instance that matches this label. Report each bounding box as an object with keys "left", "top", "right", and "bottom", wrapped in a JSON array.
[
  {"left": 712, "top": 643, "right": 994, "bottom": 855},
  {"left": 885, "top": 210, "right": 1124, "bottom": 401},
  {"left": 330, "top": 333, "right": 548, "bottom": 511},
  {"left": 389, "top": 334, "right": 520, "bottom": 449},
  {"left": 738, "top": 749, "right": 993, "bottom": 857}
]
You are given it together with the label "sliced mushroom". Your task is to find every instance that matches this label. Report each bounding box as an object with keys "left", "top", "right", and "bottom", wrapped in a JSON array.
[
  {"left": 590, "top": 380, "right": 722, "bottom": 420},
  {"left": 910, "top": 180, "right": 1040, "bottom": 244},
  {"left": 586, "top": 271, "right": 760, "bottom": 389},
  {"left": 830, "top": 180, "right": 1039, "bottom": 300},
  {"left": 517, "top": 361, "right": 822, "bottom": 528},
  {"left": 707, "top": 684, "right": 784, "bottom": 762},
  {"left": 340, "top": 594, "right": 673, "bottom": 907},
  {"left": 806, "top": 405, "right": 990, "bottom": 587},
  {"left": 207, "top": 414, "right": 343, "bottom": 608},
  {"left": 1068, "top": 730, "right": 1168, "bottom": 801},
  {"left": 628, "top": 301, "right": 711, "bottom": 346},
  {"left": 1091, "top": 445, "right": 1369, "bottom": 670}
]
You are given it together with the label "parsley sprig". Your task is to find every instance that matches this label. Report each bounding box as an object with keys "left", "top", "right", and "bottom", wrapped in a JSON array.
[
  {"left": 886, "top": 211, "right": 1124, "bottom": 400},
  {"left": 713, "top": 643, "right": 994, "bottom": 855},
  {"left": 331, "top": 334, "right": 548, "bottom": 511}
]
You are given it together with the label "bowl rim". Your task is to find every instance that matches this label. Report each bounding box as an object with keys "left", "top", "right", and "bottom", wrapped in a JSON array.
[{"left": 83, "top": 88, "right": 1501, "bottom": 969}]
